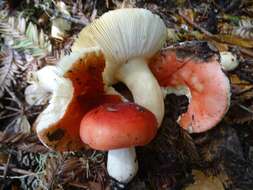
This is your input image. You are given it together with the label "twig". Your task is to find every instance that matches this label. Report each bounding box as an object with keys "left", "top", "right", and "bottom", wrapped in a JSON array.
[
  {"left": 178, "top": 10, "right": 215, "bottom": 38},
  {"left": 5, "top": 87, "right": 23, "bottom": 109},
  {"left": 239, "top": 47, "right": 253, "bottom": 57},
  {"left": 0, "top": 154, "right": 11, "bottom": 190},
  {"left": 69, "top": 182, "right": 89, "bottom": 189},
  {"left": 0, "top": 112, "right": 19, "bottom": 120},
  {"left": 237, "top": 103, "right": 253, "bottom": 114},
  {"left": 2, "top": 154, "right": 11, "bottom": 179},
  {"left": 234, "top": 87, "right": 253, "bottom": 96},
  {"left": 37, "top": 4, "right": 89, "bottom": 26},
  {"left": 0, "top": 164, "right": 37, "bottom": 176}
]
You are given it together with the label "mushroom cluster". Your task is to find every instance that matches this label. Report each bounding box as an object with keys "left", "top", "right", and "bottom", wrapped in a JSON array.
[{"left": 26, "top": 8, "right": 231, "bottom": 184}]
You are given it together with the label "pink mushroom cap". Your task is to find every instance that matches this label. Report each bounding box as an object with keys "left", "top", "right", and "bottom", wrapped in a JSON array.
[{"left": 149, "top": 48, "right": 230, "bottom": 133}]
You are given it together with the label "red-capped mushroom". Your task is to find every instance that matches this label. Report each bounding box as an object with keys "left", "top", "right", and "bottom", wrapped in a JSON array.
[
  {"left": 80, "top": 102, "right": 158, "bottom": 183},
  {"left": 26, "top": 8, "right": 167, "bottom": 185},
  {"left": 71, "top": 8, "right": 167, "bottom": 183},
  {"left": 72, "top": 8, "right": 167, "bottom": 126},
  {"left": 80, "top": 102, "right": 157, "bottom": 150},
  {"left": 149, "top": 46, "right": 231, "bottom": 133}
]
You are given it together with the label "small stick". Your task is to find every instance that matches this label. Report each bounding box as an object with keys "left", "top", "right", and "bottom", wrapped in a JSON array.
[
  {"left": 178, "top": 10, "right": 215, "bottom": 38},
  {"left": 0, "top": 154, "right": 11, "bottom": 190},
  {"left": 69, "top": 182, "right": 89, "bottom": 189},
  {"left": 234, "top": 87, "right": 253, "bottom": 96},
  {"left": 237, "top": 103, "right": 253, "bottom": 114},
  {"left": 37, "top": 4, "right": 89, "bottom": 26},
  {"left": 0, "top": 165, "right": 37, "bottom": 176},
  {"left": 238, "top": 47, "right": 253, "bottom": 57},
  {"left": 2, "top": 154, "right": 11, "bottom": 179}
]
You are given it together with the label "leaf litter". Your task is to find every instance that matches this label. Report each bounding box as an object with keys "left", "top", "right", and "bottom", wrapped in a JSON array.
[{"left": 0, "top": 0, "right": 253, "bottom": 189}]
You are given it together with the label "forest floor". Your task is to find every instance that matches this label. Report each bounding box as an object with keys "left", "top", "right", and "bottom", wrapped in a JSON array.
[{"left": 0, "top": 0, "right": 253, "bottom": 189}]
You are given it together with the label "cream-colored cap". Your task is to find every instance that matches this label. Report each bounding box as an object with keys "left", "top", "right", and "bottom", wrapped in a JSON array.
[{"left": 72, "top": 8, "right": 167, "bottom": 84}]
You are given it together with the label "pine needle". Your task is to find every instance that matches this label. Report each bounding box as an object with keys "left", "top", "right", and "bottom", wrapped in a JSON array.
[
  {"left": 233, "top": 19, "right": 253, "bottom": 40},
  {"left": 0, "top": 13, "right": 51, "bottom": 58},
  {"left": 0, "top": 49, "right": 21, "bottom": 97}
]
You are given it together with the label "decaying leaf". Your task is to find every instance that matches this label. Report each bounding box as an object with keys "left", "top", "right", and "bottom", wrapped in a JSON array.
[
  {"left": 39, "top": 154, "right": 62, "bottom": 189},
  {"left": 226, "top": 74, "right": 253, "bottom": 124},
  {"left": 216, "top": 34, "right": 253, "bottom": 48},
  {"left": 184, "top": 170, "right": 224, "bottom": 190},
  {"left": 230, "top": 74, "right": 253, "bottom": 100},
  {"left": 225, "top": 104, "right": 253, "bottom": 124},
  {"left": 167, "top": 28, "right": 180, "bottom": 43}
]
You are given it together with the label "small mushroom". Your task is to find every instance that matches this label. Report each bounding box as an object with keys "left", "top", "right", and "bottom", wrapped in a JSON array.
[
  {"left": 26, "top": 47, "right": 122, "bottom": 151},
  {"left": 149, "top": 48, "right": 231, "bottom": 133},
  {"left": 24, "top": 83, "right": 50, "bottom": 106},
  {"left": 80, "top": 102, "right": 157, "bottom": 183},
  {"left": 220, "top": 51, "right": 239, "bottom": 71}
]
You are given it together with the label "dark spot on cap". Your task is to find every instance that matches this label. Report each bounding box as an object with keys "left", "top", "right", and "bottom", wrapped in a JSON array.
[
  {"left": 192, "top": 114, "right": 195, "bottom": 121},
  {"left": 47, "top": 128, "right": 65, "bottom": 141}
]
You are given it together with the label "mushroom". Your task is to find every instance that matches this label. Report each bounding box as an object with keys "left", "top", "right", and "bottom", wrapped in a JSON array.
[
  {"left": 80, "top": 102, "right": 158, "bottom": 183},
  {"left": 25, "top": 47, "right": 123, "bottom": 151},
  {"left": 220, "top": 51, "right": 239, "bottom": 71},
  {"left": 72, "top": 8, "right": 167, "bottom": 182},
  {"left": 24, "top": 83, "right": 50, "bottom": 106},
  {"left": 149, "top": 45, "right": 231, "bottom": 133},
  {"left": 72, "top": 8, "right": 166, "bottom": 125}
]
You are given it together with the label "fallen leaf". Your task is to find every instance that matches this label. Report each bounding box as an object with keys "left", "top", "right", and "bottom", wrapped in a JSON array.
[
  {"left": 184, "top": 170, "right": 224, "bottom": 190},
  {"left": 216, "top": 34, "right": 253, "bottom": 48}
]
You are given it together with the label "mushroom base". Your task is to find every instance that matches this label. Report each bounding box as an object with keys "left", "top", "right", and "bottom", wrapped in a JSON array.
[{"left": 107, "top": 147, "right": 138, "bottom": 183}]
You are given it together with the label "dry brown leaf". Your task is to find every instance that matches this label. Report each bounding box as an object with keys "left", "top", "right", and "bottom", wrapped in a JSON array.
[
  {"left": 40, "top": 154, "right": 62, "bottom": 189},
  {"left": 184, "top": 170, "right": 224, "bottom": 190},
  {"left": 216, "top": 34, "right": 253, "bottom": 48},
  {"left": 88, "top": 181, "right": 103, "bottom": 190},
  {"left": 230, "top": 74, "right": 253, "bottom": 100},
  {"left": 226, "top": 107, "right": 253, "bottom": 124},
  {"left": 208, "top": 40, "right": 229, "bottom": 52}
]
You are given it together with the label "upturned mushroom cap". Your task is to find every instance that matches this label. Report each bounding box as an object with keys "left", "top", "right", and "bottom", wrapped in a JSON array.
[
  {"left": 72, "top": 8, "right": 167, "bottom": 84},
  {"left": 149, "top": 46, "right": 230, "bottom": 133},
  {"left": 80, "top": 102, "right": 158, "bottom": 150},
  {"left": 72, "top": 8, "right": 166, "bottom": 126},
  {"left": 30, "top": 47, "right": 122, "bottom": 151}
]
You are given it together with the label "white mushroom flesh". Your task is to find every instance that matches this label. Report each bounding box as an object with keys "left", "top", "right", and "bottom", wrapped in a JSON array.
[
  {"left": 107, "top": 147, "right": 138, "bottom": 183},
  {"left": 116, "top": 58, "right": 164, "bottom": 126}
]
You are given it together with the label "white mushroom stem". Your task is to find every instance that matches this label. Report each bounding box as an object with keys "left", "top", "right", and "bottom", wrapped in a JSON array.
[
  {"left": 108, "top": 58, "right": 164, "bottom": 183},
  {"left": 116, "top": 58, "right": 164, "bottom": 126},
  {"left": 107, "top": 147, "right": 138, "bottom": 183}
]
